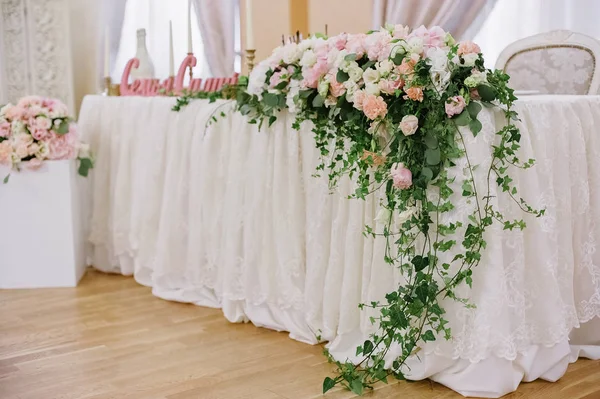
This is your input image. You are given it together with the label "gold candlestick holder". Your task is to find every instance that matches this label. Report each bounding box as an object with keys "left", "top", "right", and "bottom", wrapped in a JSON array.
[
  {"left": 245, "top": 49, "right": 256, "bottom": 73},
  {"left": 104, "top": 76, "right": 120, "bottom": 96}
]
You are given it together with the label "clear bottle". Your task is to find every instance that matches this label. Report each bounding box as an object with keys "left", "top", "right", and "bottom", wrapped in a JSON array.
[{"left": 131, "top": 29, "right": 155, "bottom": 79}]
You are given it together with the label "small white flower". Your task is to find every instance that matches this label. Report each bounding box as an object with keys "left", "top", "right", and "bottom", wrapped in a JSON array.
[
  {"left": 347, "top": 64, "right": 363, "bottom": 82},
  {"left": 426, "top": 47, "right": 449, "bottom": 73},
  {"left": 344, "top": 80, "right": 359, "bottom": 102},
  {"left": 363, "top": 68, "right": 381, "bottom": 85},
  {"left": 376, "top": 60, "right": 394, "bottom": 76},
  {"left": 282, "top": 43, "right": 303, "bottom": 64},
  {"left": 431, "top": 70, "right": 451, "bottom": 94},
  {"left": 444, "top": 32, "right": 456, "bottom": 46},
  {"left": 318, "top": 79, "right": 330, "bottom": 98},
  {"left": 405, "top": 36, "right": 424, "bottom": 54},
  {"left": 299, "top": 50, "right": 317, "bottom": 67},
  {"left": 461, "top": 53, "right": 479, "bottom": 67}
]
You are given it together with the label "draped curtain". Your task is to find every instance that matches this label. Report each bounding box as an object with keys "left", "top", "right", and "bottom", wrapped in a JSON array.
[
  {"left": 372, "top": 0, "right": 497, "bottom": 40},
  {"left": 191, "top": 0, "right": 236, "bottom": 77},
  {"left": 102, "top": 0, "right": 128, "bottom": 81}
]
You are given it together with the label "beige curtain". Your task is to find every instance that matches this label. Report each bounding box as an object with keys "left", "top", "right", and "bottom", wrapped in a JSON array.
[
  {"left": 372, "top": 0, "right": 497, "bottom": 39},
  {"left": 192, "top": 0, "right": 236, "bottom": 77}
]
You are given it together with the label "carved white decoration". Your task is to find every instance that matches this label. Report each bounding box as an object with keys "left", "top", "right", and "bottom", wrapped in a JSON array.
[
  {"left": 496, "top": 30, "right": 600, "bottom": 95},
  {"left": 0, "top": 0, "right": 74, "bottom": 110}
]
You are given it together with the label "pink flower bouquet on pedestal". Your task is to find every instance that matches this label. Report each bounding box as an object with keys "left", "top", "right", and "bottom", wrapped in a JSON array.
[{"left": 0, "top": 96, "right": 93, "bottom": 183}]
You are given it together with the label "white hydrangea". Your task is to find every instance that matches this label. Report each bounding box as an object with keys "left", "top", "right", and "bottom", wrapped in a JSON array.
[
  {"left": 404, "top": 36, "right": 424, "bottom": 55},
  {"left": 286, "top": 80, "right": 301, "bottom": 113},
  {"left": 376, "top": 60, "right": 394, "bottom": 76},
  {"left": 426, "top": 47, "right": 449, "bottom": 73},
  {"left": 247, "top": 63, "right": 270, "bottom": 97},
  {"left": 299, "top": 50, "right": 317, "bottom": 67},
  {"left": 282, "top": 43, "right": 303, "bottom": 64}
]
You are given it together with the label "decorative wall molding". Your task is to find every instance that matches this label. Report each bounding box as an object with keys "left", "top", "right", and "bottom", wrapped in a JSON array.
[{"left": 0, "top": 0, "right": 74, "bottom": 110}]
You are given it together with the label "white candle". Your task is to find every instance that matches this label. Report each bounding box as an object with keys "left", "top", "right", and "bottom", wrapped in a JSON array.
[
  {"left": 169, "top": 20, "right": 174, "bottom": 76},
  {"left": 245, "top": 0, "right": 254, "bottom": 49},
  {"left": 104, "top": 27, "right": 110, "bottom": 77},
  {"left": 187, "top": 0, "right": 193, "bottom": 53}
]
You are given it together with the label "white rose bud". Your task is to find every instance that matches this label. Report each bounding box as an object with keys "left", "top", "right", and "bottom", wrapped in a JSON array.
[
  {"left": 376, "top": 60, "right": 394, "bottom": 76},
  {"left": 365, "top": 83, "right": 381, "bottom": 96},
  {"left": 347, "top": 65, "right": 363, "bottom": 82},
  {"left": 318, "top": 79, "right": 330, "bottom": 98},
  {"left": 363, "top": 68, "right": 381, "bottom": 85}
]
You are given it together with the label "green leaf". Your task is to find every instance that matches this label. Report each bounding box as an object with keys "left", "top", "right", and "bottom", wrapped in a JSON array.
[
  {"left": 363, "top": 340, "right": 374, "bottom": 354},
  {"left": 453, "top": 110, "right": 471, "bottom": 126},
  {"left": 78, "top": 158, "right": 93, "bottom": 177},
  {"left": 3, "top": 173, "right": 9, "bottom": 184},
  {"left": 477, "top": 85, "right": 496, "bottom": 102},
  {"left": 425, "top": 148, "right": 441, "bottom": 165},
  {"left": 411, "top": 255, "right": 429, "bottom": 272},
  {"left": 299, "top": 89, "right": 313, "bottom": 99},
  {"left": 466, "top": 101, "right": 482, "bottom": 119},
  {"left": 344, "top": 53, "right": 357, "bottom": 62},
  {"left": 361, "top": 60, "right": 376, "bottom": 70},
  {"left": 336, "top": 69, "right": 349, "bottom": 83},
  {"left": 469, "top": 119, "right": 482, "bottom": 136},
  {"left": 263, "top": 92, "right": 279, "bottom": 107},
  {"left": 323, "top": 377, "right": 336, "bottom": 393},
  {"left": 422, "top": 330, "right": 436, "bottom": 341},
  {"left": 55, "top": 120, "right": 69, "bottom": 135},
  {"left": 268, "top": 115, "right": 277, "bottom": 127},
  {"left": 312, "top": 94, "right": 325, "bottom": 108},
  {"left": 424, "top": 132, "right": 438, "bottom": 149},
  {"left": 274, "top": 80, "right": 288, "bottom": 90},
  {"left": 420, "top": 167, "right": 433, "bottom": 183},
  {"left": 391, "top": 52, "right": 403, "bottom": 66},
  {"left": 350, "top": 379, "right": 364, "bottom": 395}
]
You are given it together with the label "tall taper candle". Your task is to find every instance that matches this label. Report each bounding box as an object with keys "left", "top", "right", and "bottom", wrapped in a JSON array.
[
  {"left": 104, "top": 27, "right": 110, "bottom": 77},
  {"left": 245, "top": 0, "right": 254, "bottom": 49},
  {"left": 187, "top": 0, "right": 193, "bottom": 53},
  {"left": 169, "top": 20, "right": 174, "bottom": 76}
]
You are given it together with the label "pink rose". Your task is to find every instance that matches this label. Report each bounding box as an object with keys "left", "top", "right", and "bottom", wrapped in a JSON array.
[
  {"left": 409, "top": 25, "right": 446, "bottom": 48},
  {"left": 362, "top": 94, "right": 388, "bottom": 120},
  {"left": 457, "top": 41, "right": 481, "bottom": 56},
  {"left": 24, "top": 157, "right": 43, "bottom": 170},
  {"left": 34, "top": 116, "right": 52, "bottom": 131},
  {"left": 302, "top": 60, "right": 328, "bottom": 89},
  {"left": 0, "top": 141, "right": 12, "bottom": 165},
  {"left": 28, "top": 143, "right": 40, "bottom": 156},
  {"left": 328, "top": 74, "right": 346, "bottom": 97},
  {"left": 48, "top": 130, "right": 78, "bottom": 160},
  {"left": 445, "top": 95, "right": 466, "bottom": 117},
  {"left": 470, "top": 88, "right": 481, "bottom": 101},
  {"left": 17, "top": 96, "right": 43, "bottom": 108},
  {"left": 399, "top": 115, "right": 419, "bottom": 136},
  {"left": 391, "top": 163, "right": 412, "bottom": 189},
  {"left": 329, "top": 33, "right": 347, "bottom": 51},
  {"left": 353, "top": 90, "right": 368, "bottom": 110},
  {"left": 31, "top": 128, "right": 50, "bottom": 141},
  {"left": 396, "top": 59, "right": 416, "bottom": 76},
  {"left": 378, "top": 78, "right": 403, "bottom": 95},
  {"left": 0, "top": 121, "right": 10, "bottom": 138},
  {"left": 14, "top": 142, "right": 29, "bottom": 159},
  {"left": 404, "top": 86, "right": 424, "bottom": 102},
  {"left": 4, "top": 105, "right": 24, "bottom": 121},
  {"left": 269, "top": 71, "right": 285, "bottom": 89}
]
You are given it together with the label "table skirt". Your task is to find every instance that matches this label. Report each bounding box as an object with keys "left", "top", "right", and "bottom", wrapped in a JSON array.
[{"left": 79, "top": 95, "right": 600, "bottom": 397}]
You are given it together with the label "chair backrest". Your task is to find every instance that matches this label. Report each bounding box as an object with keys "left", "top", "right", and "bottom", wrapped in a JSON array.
[{"left": 495, "top": 30, "right": 600, "bottom": 95}]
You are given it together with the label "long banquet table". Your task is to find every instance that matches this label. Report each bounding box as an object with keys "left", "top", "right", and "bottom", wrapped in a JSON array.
[{"left": 78, "top": 94, "right": 600, "bottom": 398}]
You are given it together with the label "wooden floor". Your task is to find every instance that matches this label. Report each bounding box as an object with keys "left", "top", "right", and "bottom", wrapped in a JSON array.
[{"left": 1, "top": 270, "right": 599, "bottom": 399}]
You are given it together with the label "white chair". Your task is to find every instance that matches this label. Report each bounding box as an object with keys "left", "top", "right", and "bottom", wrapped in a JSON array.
[{"left": 495, "top": 30, "right": 600, "bottom": 95}]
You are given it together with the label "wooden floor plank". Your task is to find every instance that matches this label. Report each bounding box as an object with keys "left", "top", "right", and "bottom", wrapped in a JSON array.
[{"left": 0, "top": 269, "right": 598, "bottom": 399}]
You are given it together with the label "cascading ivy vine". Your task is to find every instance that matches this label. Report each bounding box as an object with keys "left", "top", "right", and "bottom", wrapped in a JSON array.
[{"left": 173, "top": 25, "right": 544, "bottom": 396}]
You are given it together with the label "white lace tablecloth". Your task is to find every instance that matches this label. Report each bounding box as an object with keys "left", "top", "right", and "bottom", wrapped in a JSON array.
[{"left": 78, "top": 94, "right": 600, "bottom": 398}]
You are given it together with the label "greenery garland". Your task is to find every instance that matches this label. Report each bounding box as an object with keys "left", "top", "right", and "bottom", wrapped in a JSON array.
[{"left": 174, "top": 26, "right": 544, "bottom": 395}]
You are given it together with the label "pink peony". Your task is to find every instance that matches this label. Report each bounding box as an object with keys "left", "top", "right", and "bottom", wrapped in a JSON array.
[
  {"left": 445, "top": 95, "right": 466, "bottom": 117},
  {"left": 457, "top": 41, "right": 481, "bottom": 56},
  {"left": 404, "top": 86, "right": 424, "bottom": 102},
  {"left": 470, "top": 88, "right": 481, "bottom": 101},
  {"left": 48, "top": 128, "right": 78, "bottom": 160},
  {"left": 4, "top": 105, "right": 24, "bottom": 121},
  {"left": 0, "top": 141, "right": 12, "bottom": 165},
  {"left": 353, "top": 90, "right": 368, "bottom": 110},
  {"left": 329, "top": 33, "right": 348, "bottom": 51},
  {"left": 345, "top": 33, "right": 367, "bottom": 58},
  {"left": 391, "top": 163, "right": 412, "bottom": 189},
  {"left": 302, "top": 60, "right": 328, "bottom": 89},
  {"left": 362, "top": 94, "right": 388, "bottom": 120},
  {"left": 0, "top": 121, "right": 10, "bottom": 138},
  {"left": 409, "top": 25, "right": 446, "bottom": 48},
  {"left": 378, "top": 78, "right": 403, "bottom": 95}
]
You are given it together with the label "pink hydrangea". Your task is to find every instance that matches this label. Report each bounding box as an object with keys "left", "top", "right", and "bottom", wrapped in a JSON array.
[
  {"left": 48, "top": 126, "right": 78, "bottom": 160},
  {"left": 365, "top": 31, "right": 392, "bottom": 61},
  {"left": 391, "top": 163, "right": 412, "bottom": 189},
  {"left": 457, "top": 41, "right": 481, "bottom": 56},
  {"left": 0, "top": 121, "right": 10, "bottom": 138},
  {"left": 302, "top": 60, "right": 329, "bottom": 88},
  {"left": 345, "top": 33, "right": 367, "bottom": 58},
  {"left": 409, "top": 25, "right": 446, "bottom": 48},
  {"left": 4, "top": 105, "right": 24, "bottom": 121},
  {"left": 329, "top": 33, "right": 348, "bottom": 51},
  {"left": 362, "top": 94, "right": 388, "bottom": 120},
  {"left": 445, "top": 95, "right": 466, "bottom": 117},
  {"left": 353, "top": 90, "right": 368, "bottom": 110}
]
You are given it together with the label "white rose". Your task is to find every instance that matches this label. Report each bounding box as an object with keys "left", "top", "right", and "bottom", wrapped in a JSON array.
[
  {"left": 11, "top": 120, "right": 25, "bottom": 135},
  {"left": 299, "top": 50, "right": 317, "bottom": 67},
  {"left": 399, "top": 114, "right": 418, "bottom": 136},
  {"left": 318, "top": 79, "right": 330, "bottom": 98},
  {"left": 405, "top": 36, "right": 424, "bottom": 54},
  {"left": 375, "top": 208, "right": 391, "bottom": 224},
  {"left": 365, "top": 83, "right": 381, "bottom": 96},
  {"left": 430, "top": 70, "right": 451, "bottom": 94},
  {"left": 363, "top": 68, "right": 381, "bottom": 85},
  {"left": 376, "top": 60, "right": 394, "bottom": 76},
  {"left": 461, "top": 53, "right": 479, "bottom": 67},
  {"left": 78, "top": 143, "right": 91, "bottom": 159},
  {"left": 347, "top": 65, "right": 363, "bottom": 82},
  {"left": 444, "top": 32, "right": 456, "bottom": 47},
  {"left": 247, "top": 64, "right": 270, "bottom": 96}
]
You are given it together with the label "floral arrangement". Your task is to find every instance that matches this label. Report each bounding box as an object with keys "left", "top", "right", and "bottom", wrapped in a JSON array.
[
  {"left": 176, "top": 24, "right": 543, "bottom": 395},
  {"left": 0, "top": 96, "right": 93, "bottom": 183}
]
